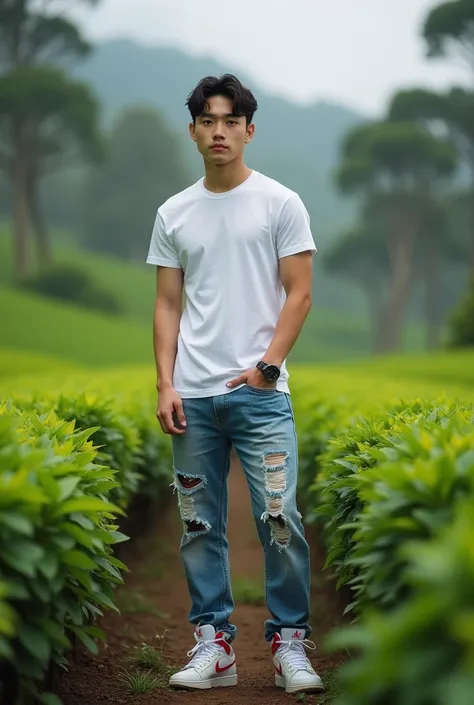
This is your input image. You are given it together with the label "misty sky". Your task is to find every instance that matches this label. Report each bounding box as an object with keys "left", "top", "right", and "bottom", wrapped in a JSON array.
[{"left": 74, "top": 0, "right": 469, "bottom": 115}]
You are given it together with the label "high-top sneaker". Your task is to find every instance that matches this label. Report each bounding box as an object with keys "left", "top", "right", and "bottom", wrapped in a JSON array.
[
  {"left": 169, "top": 624, "right": 237, "bottom": 690},
  {"left": 271, "top": 628, "right": 324, "bottom": 694}
]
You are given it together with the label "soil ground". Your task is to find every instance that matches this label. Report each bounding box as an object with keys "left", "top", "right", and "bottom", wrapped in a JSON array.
[{"left": 54, "top": 452, "right": 347, "bottom": 705}]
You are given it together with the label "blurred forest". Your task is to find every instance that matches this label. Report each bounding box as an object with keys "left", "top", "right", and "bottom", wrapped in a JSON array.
[{"left": 0, "top": 0, "right": 473, "bottom": 359}]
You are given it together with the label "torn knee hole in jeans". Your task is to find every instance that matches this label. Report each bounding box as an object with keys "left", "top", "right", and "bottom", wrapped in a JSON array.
[
  {"left": 173, "top": 470, "right": 210, "bottom": 539},
  {"left": 261, "top": 451, "right": 291, "bottom": 549},
  {"left": 175, "top": 472, "right": 205, "bottom": 493}
]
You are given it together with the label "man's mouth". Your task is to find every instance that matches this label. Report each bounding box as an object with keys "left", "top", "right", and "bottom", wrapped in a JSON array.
[{"left": 211, "top": 144, "right": 228, "bottom": 151}]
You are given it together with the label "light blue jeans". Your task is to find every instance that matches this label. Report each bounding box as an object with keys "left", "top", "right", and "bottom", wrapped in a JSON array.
[{"left": 170, "top": 384, "right": 311, "bottom": 643}]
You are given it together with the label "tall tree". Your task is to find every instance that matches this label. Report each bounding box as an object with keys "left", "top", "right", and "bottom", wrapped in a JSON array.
[
  {"left": 423, "top": 0, "right": 474, "bottom": 75},
  {"left": 81, "top": 106, "right": 190, "bottom": 262},
  {"left": 336, "top": 120, "right": 458, "bottom": 352},
  {"left": 389, "top": 87, "right": 474, "bottom": 274},
  {"left": 0, "top": 0, "right": 96, "bottom": 69},
  {"left": 412, "top": 198, "right": 467, "bottom": 349},
  {"left": 0, "top": 0, "right": 100, "bottom": 275},
  {"left": 0, "top": 65, "right": 102, "bottom": 274}
]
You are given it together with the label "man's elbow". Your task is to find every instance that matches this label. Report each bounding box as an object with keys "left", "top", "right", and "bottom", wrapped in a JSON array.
[
  {"left": 289, "top": 289, "right": 312, "bottom": 313},
  {"left": 302, "top": 291, "right": 312, "bottom": 313}
]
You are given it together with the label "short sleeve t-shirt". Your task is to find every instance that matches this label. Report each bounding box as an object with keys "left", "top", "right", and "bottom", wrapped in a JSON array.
[{"left": 146, "top": 170, "right": 317, "bottom": 398}]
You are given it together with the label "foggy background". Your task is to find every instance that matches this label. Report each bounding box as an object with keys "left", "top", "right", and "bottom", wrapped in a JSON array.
[
  {"left": 1, "top": 0, "right": 473, "bottom": 365},
  {"left": 72, "top": 0, "right": 468, "bottom": 112}
]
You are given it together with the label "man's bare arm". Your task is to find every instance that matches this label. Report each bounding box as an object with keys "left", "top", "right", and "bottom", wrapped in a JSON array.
[
  {"left": 154, "top": 266, "right": 186, "bottom": 434},
  {"left": 261, "top": 250, "right": 313, "bottom": 367}
]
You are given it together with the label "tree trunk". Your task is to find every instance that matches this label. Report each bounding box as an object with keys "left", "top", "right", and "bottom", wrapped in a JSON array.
[
  {"left": 424, "top": 237, "right": 441, "bottom": 351},
  {"left": 379, "top": 226, "right": 416, "bottom": 353},
  {"left": 11, "top": 124, "right": 30, "bottom": 279},
  {"left": 470, "top": 182, "right": 474, "bottom": 278},
  {"left": 27, "top": 165, "right": 52, "bottom": 268},
  {"left": 372, "top": 304, "right": 389, "bottom": 354},
  {"left": 364, "top": 279, "right": 387, "bottom": 354}
]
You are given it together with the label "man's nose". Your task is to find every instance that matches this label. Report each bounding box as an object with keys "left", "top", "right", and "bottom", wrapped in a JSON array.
[{"left": 213, "top": 122, "right": 225, "bottom": 138}]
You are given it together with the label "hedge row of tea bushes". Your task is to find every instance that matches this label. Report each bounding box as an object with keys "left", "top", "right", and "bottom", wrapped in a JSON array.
[
  {"left": 295, "top": 382, "right": 474, "bottom": 705},
  {"left": 0, "top": 377, "right": 171, "bottom": 705}
]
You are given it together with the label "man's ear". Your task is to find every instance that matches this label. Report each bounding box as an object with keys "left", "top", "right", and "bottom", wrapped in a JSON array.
[
  {"left": 245, "top": 123, "right": 255, "bottom": 143},
  {"left": 189, "top": 122, "right": 196, "bottom": 141}
]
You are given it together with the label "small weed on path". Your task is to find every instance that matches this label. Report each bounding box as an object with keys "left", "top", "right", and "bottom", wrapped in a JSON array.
[
  {"left": 118, "top": 669, "right": 161, "bottom": 695},
  {"left": 121, "top": 630, "right": 176, "bottom": 692},
  {"left": 315, "top": 669, "right": 343, "bottom": 704}
]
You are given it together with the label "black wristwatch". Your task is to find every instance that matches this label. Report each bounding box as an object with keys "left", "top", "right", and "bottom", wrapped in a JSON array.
[{"left": 256, "top": 361, "right": 281, "bottom": 382}]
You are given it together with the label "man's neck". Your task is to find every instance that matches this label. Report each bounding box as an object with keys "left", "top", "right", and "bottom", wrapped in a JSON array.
[{"left": 203, "top": 160, "right": 253, "bottom": 194}]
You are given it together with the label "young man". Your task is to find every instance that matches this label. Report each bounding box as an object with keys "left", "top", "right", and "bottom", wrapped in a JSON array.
[{"left": 146, "top": 74, "right": 323, "bottom": 695}]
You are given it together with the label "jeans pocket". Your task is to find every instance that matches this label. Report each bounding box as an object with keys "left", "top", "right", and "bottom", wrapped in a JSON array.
[{"left": 245, "top": 383, "right": 278, "bottom": 395}]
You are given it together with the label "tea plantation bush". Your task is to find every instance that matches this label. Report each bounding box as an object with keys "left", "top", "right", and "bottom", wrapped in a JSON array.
[
  {"left": 328, "top": 496, "right": 474, "bottom": 705},
  {"left": 19, "top": 263, "right": 122, "bottom": 315},
  {"left": 0, "top": 402, "right": 127, "bottom": 704},
  {"left": 0, "top": 371, "right": 172, "bottom": 704},
  {"left": 294, "top": 370, "right": 474, "bottom": 705},
  {"left": 1, "top": 351, "right": 474, "bottom": 704}
]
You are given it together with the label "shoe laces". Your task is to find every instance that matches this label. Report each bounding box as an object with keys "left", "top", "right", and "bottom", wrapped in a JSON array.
[
  {"left": 185, "top": 635, "right": 225, "bottom": 670},
  {"left": 277, "top": 638, "right": 316, "bottom": 673}
]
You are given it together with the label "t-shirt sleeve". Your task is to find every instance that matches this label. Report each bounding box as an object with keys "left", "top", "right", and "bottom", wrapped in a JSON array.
[
  {"left": 275, "top": 193, "right": 317, "bottom": 259},
  {"left": 146, "top": 209, "right": 182, "bottom": 268}
]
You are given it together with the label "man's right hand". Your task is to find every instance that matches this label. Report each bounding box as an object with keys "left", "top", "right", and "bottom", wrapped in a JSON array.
[{"left": 157, "top": 386, "right": 187, "bottom": 435}]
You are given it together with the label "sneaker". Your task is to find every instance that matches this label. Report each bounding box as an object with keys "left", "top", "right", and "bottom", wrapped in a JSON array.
[
  {"left": 169, "top": 624, "right": 237, "bottom": 690},
  {"left": 271, "top": 628, "right": 324, "bottom": 694}
]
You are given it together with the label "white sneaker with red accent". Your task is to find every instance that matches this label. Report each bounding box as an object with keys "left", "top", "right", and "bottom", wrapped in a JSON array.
[
  {"left": 169, "top": 625, "right": 237, "bottom": 690},
  {"left": 271, "top": 629, "right": 324, "bottom": 694}
]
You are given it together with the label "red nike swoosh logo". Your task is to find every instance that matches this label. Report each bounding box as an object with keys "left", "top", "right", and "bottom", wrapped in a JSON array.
[
  {"left": 216, "top": 660, "right": 235, "bottom": 673},
  {"left": 275, "top": 664, "right": 283, "bottom": 675}
]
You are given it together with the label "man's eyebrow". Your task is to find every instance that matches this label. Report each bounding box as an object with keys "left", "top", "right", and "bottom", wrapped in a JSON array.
[{"left": 198, "top": 112, "right": 240, "bottom": 119}]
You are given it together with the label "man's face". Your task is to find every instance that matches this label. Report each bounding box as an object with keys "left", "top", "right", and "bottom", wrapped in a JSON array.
[{"left": 189, "top": 95, "right": 254, "bottom": 165}]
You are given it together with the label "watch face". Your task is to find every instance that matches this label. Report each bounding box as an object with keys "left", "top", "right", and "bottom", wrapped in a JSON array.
[{"left": 264, "top": 365, "right": 280, "bottom": 382}]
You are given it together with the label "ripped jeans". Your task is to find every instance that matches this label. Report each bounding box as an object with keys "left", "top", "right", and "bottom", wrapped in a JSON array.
[{"left": 170, "top": 384, "right": 311, "bottom": 643}]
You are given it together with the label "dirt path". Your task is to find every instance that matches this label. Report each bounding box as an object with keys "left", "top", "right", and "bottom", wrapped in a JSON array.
[{"left": 55, "top": 452, "right": 344, "bottom": 704}]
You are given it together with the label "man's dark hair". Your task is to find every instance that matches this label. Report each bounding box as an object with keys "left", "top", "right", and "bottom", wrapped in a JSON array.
[{"left": 186, "top": 74, "right": 258, "bottom": 125}]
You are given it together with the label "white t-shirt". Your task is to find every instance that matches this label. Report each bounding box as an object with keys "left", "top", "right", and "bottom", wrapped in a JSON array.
[{"left": 146, "top": 170, "right": 317, "bottom": 398}]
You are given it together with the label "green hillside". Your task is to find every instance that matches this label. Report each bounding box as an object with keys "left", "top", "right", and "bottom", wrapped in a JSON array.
[
  {"left": 0, "top": 227, "right": 426, "bottom": 363},
  {"left": 0, "top": 287, "right": 154, "bottom": 366},
  {"left": 300, "top": 349, "right": 474, "bottom": 386},
  {"left": 0, "top": 227, "right": 156, "bottom": 322},
  {"left": 0, "top": 347, "right": 81, "bottom": 381},
  {"left": 0, "top": 281, "right": 376, "bottom": 366}
]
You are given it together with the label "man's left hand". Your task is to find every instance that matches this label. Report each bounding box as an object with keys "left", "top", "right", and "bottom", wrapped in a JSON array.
[{"left": 226, "top": 367, "right": 276, "bottom": 390}]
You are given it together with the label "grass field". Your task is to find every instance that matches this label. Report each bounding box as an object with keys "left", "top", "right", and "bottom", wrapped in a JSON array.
[
  {"left": 0, "top": 287, "right": 154, "bottom": 366},
  {"left": 0, "top": 347, "right": 81, "bottom": 381}
]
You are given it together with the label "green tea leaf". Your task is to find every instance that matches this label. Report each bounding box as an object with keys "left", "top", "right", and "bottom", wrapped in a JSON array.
[
  {"left": 61, "top": 522, "right": 95, "bottom": 550},
  {"left": 58, "top": 476, "right": 81, "bottom": 502},
  {"left": 38, "top": 553, "right": 59, "bottom": 581},
  {"left": 3, "top": 542, "right": 44, "bottom": 577},
  {"left": 62, "top": 550, "right": 97, "bottom": 571},
  {"left": 18, "top": 622, "right": 52, "bottom": 663},
  {"left": 54, "top": 496, "right": 122, "bottom": 517},
  {"left": 0, "top": 511, "right": 33, "bottom": 535},
  {"left": 69, "top": 625, "right": 99, "bottom": 655}
]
